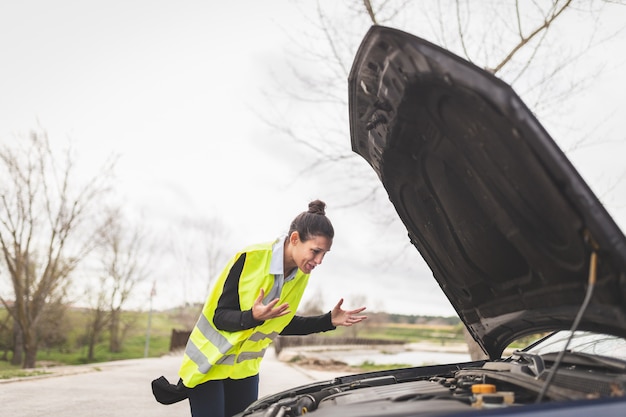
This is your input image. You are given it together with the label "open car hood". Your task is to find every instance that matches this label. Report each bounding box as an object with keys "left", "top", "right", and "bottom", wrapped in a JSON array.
[{"left": 348, "top": 26, "right": 626, "bottom": 358}]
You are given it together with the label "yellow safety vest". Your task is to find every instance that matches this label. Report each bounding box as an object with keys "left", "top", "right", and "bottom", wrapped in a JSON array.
[{"left": 179, "top": 241, "right": 310, "bottom": 387}]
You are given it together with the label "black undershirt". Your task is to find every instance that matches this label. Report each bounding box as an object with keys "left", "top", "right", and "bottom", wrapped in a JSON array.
[{"left": 213, "top": 252, "right": 335, "bottom": 335}]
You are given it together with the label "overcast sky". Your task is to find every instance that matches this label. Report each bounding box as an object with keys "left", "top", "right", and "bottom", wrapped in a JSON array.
[{"left": 1, "top": 1, "right": 625, "bottom": 317}]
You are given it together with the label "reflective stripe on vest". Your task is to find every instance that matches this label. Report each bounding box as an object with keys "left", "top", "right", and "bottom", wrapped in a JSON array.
[
  {"left": 248, "top": 331, "right": 280, "bottom": 342},
  {"left": 184, "top": 314, "right": 235, "bottom": 373}
]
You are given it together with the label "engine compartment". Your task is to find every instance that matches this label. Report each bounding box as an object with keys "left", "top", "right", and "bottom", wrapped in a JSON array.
[{"left": 239, "top": 352, "right": 626, "bottom": 417}]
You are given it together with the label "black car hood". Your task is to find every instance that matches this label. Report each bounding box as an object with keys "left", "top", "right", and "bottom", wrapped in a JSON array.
[{"left": 348, "top": 26, "right": 626, "bottom": 359}]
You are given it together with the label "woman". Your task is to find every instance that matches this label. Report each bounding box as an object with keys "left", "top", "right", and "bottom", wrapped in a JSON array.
[{"left": 178, "top": 199, "right": 367, "bottom": 417}]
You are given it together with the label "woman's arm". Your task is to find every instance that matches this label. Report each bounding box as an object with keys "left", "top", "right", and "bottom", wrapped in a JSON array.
[
  {"left": 280, "top": 312, "right": 336, "bottom": 335},
  {"left": 281, "top": 299, "right": 367, "bottom": 335},
  {"left": 213, "top": 253, "right": 265, "bottom": 331}
]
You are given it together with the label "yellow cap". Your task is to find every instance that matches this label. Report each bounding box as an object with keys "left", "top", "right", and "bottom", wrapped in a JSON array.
[{"left": 471, "top": 384, "right": 496, "bottom": 394}]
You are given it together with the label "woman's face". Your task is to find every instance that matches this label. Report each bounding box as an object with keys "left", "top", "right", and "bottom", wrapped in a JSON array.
[{"left": 288, "top": 232, "right": 332, "bottom": 274}]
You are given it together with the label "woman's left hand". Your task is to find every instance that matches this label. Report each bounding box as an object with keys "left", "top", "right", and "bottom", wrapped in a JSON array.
[{"left": 331, "top": 298, "right": 367, "bottom": 327}]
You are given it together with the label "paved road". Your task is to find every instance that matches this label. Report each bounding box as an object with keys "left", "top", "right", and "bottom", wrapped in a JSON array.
[{"left": 0, "top": 350, "right": 344, "bottom": 417}]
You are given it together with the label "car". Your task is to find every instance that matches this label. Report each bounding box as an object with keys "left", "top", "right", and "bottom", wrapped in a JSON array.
[{"left": 235, "top": 25, "right": 626, "bottom": 417}]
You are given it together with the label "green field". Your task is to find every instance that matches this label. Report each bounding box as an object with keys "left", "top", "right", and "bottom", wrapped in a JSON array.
[{"left": 0, "top": 306, "right": 193, "bottom": 377}]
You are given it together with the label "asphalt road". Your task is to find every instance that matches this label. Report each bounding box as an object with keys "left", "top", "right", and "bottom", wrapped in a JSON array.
[{"left": 0, "top": 350, "right": 343, "bottom": 417}]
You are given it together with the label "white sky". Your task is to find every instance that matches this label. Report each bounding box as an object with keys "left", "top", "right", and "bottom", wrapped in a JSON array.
[{"left": 1, "top": 1, "right": 625, "bottom": 317}]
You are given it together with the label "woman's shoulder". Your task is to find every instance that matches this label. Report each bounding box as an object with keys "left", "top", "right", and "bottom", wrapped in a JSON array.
[{"left": 240, "top": 240, "right": 274, "bottom": 254}]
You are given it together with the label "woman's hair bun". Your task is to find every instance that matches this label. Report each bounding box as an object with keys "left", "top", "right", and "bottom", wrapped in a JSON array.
[
  {"left": 307, "top": 199, "right": 326, "bottom": 215},
  {"left": 288, "top": 199, "right": 333, "bottom": 241}
]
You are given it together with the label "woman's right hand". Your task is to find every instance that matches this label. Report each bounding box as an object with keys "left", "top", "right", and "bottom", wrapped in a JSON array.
[{"left": 252, "top": 289, "right": 291, "bottom": 321}]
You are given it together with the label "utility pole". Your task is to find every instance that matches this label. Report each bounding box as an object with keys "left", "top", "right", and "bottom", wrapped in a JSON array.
[{"left": 144, "top": 281, "right": 156, "bottom": 358}]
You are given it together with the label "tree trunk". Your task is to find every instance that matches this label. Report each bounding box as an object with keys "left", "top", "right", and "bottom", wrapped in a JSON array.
[
  {"left": 109, "top": 310, "right": 121, "bottom": 353},
  {"left": 463, "top": 327, "right": 488, "bottom": 361},
  {"left": 23, "top": 346, "right": 37, "bottom": 368},
  {"left": 22, "top": 327, "right": 38, "bottom": 368},
  {"left": 87, "top": 335, "right": 96, "bottom": 361},
  {"left": 11, "top": 320, "right": 23, "bottom": 366},
  {"left": 86, "top": 307, "right": 107, "bottom": 361}
]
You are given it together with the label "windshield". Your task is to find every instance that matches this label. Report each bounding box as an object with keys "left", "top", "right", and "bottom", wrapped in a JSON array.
[{"left": 526, "top": 331, "right": 626, "bottom": 360}]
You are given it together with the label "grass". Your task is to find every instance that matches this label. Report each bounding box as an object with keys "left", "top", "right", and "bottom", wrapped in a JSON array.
[{"left": 0, "top": 368, "right": 52, "bottom": 380}]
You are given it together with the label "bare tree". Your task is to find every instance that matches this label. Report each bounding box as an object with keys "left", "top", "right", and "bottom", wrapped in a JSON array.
[
  {"left": 0, "top": 131, "right": 113, "bottom": 368},
  {"left": 345, "top": 294, "right": 368, "bottom": 338},
  {"left": 0, "top": 311, "right": 12, "bottom": 361},
  {"left": 83, "top": 279, "right": 110, "bottom": 361},
  {"left": 97, "top": 208, "right": 152, "bottom": 353},
  {"left": 36, "top": 300, "right": 69, "bottom": 354},
  {"left": 169, "top": 216, "right": 228, "bottom": 306},
  {"left": 298, "top": 287, "right": 326, "bottom": 316}
]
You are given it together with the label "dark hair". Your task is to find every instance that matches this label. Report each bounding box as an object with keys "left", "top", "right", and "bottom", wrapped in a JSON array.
[{"left": 288, "top": 199, "right": 334, "bottom": 241}]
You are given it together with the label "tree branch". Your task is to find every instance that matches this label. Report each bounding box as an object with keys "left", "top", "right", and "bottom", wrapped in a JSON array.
[{"left": 491, "top": 0, "right": 573, "bottom": 74}]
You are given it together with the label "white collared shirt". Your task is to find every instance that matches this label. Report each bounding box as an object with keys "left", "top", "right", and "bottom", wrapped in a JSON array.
[{"left": 265, "top": 235, "right": 297, "bottom": 302}]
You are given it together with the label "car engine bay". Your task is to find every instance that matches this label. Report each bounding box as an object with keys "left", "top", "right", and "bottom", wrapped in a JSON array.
[{"left": 239, "top": 350, "right": 626, "bottom": 417}]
